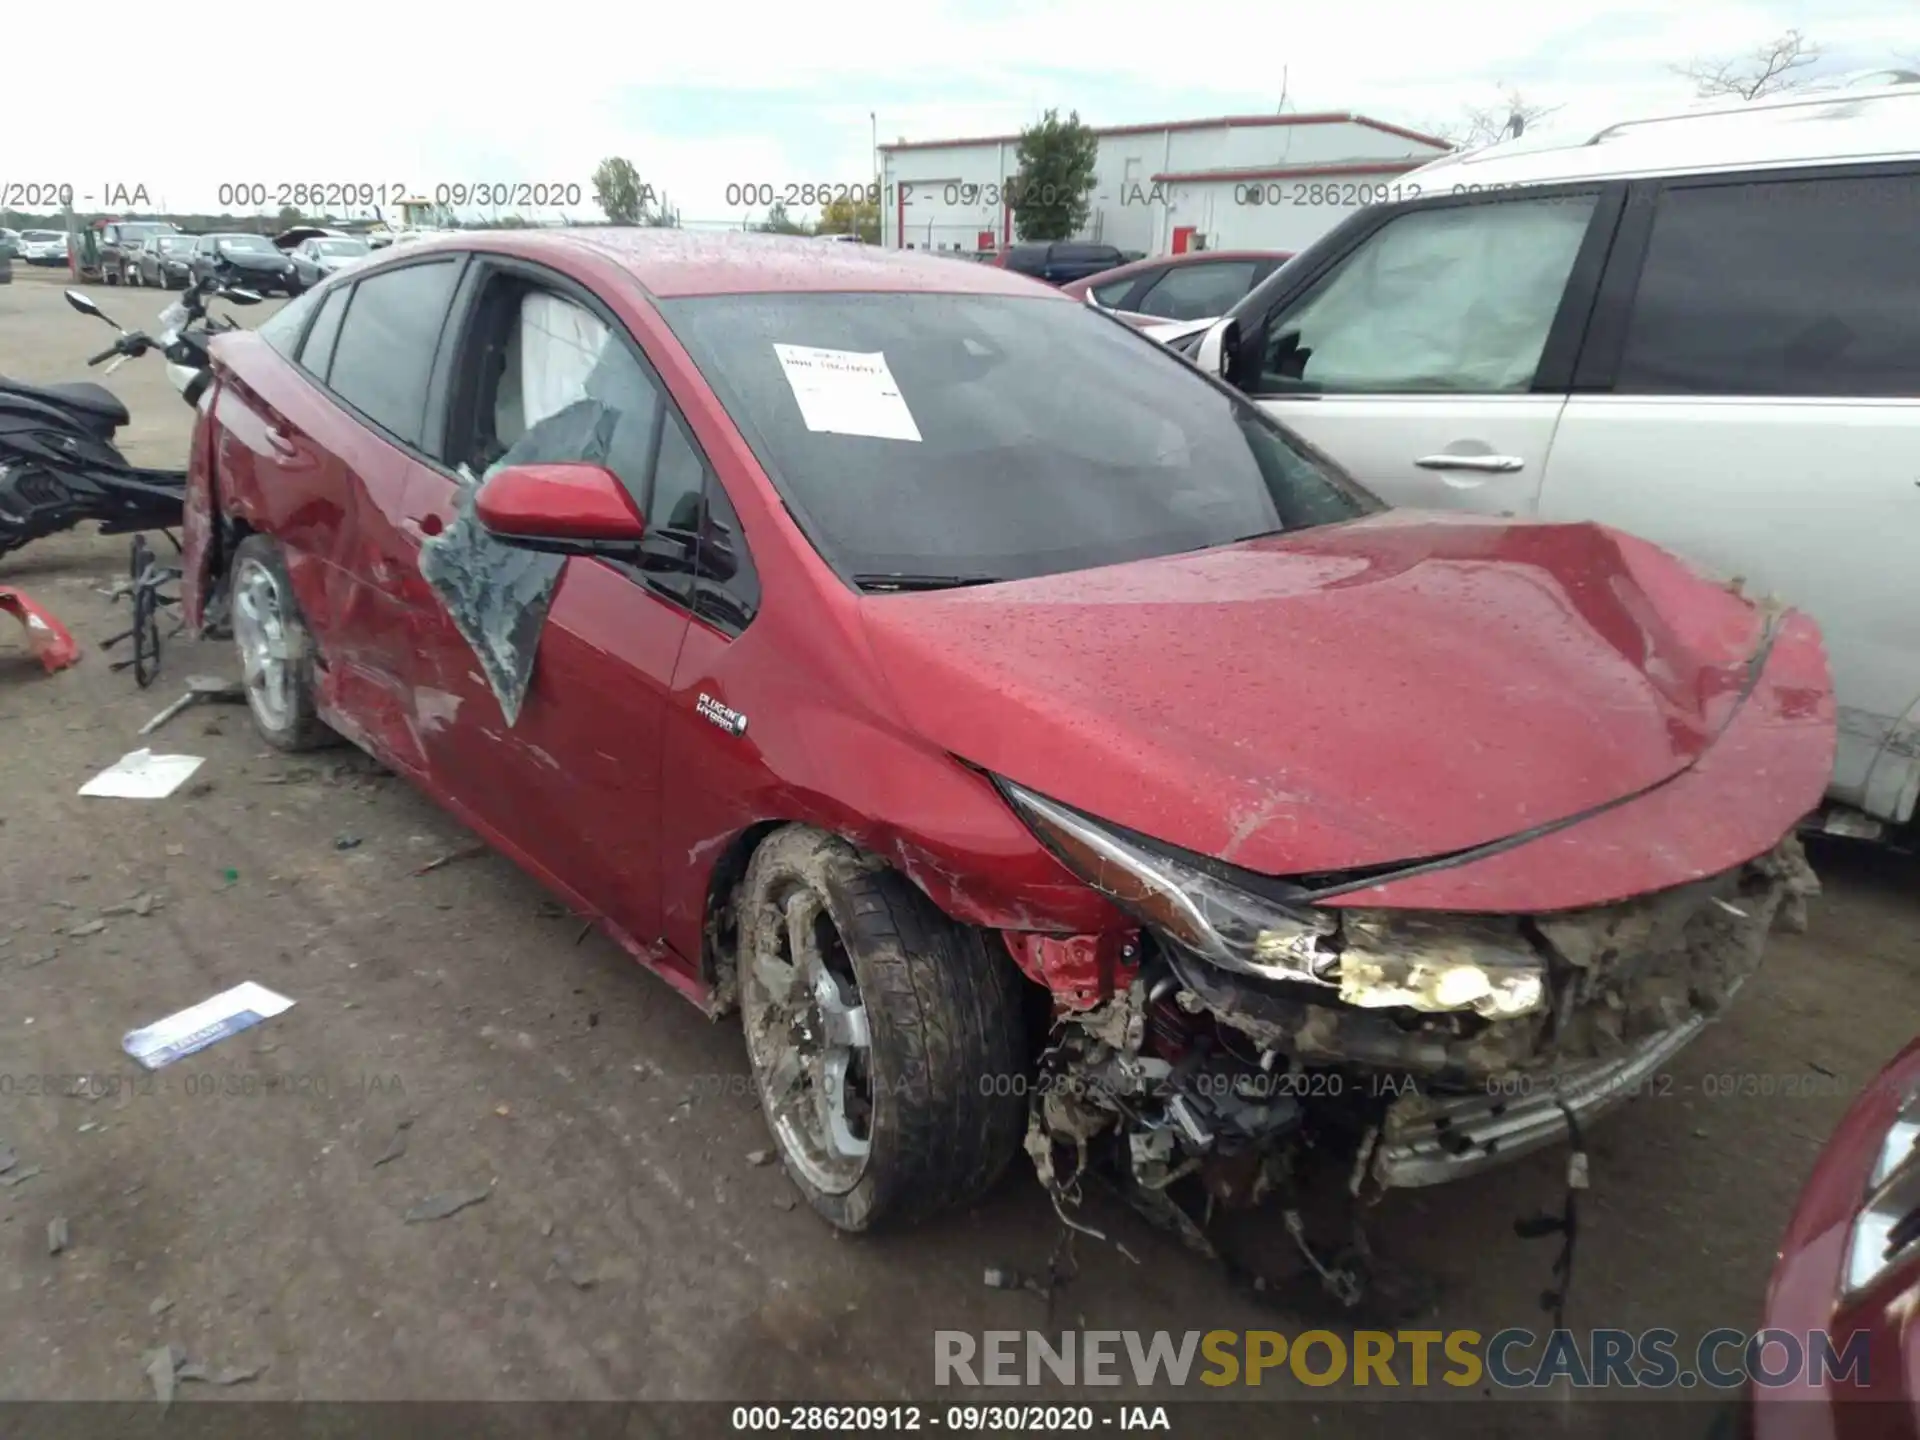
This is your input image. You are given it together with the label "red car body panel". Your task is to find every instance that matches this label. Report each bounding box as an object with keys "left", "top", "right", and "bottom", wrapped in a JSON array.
[
  {"left": 1754, "top": 1039, "right": 1920, "bottom": 1440},
  {"left": 180, "top": 231, "right": 1836, "bottom": 1016}
]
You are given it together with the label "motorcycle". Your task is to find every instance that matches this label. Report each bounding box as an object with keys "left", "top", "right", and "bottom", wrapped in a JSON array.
[{"left": 0, "top": 271, "right": 261, "bottom": 561}]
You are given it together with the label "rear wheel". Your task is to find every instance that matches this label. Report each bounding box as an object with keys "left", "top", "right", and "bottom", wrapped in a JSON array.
[
  {"left": 230, "top": 535, "right": 332, "bottom": 752},
  {"left": 738, "top": 826, "right": 1028, "bottom": 1233}
]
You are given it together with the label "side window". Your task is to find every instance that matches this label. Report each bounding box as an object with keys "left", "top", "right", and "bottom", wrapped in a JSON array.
[
  {"left": 298, "top": 284, "right": 352, "bottom": 384},
  {"left": 327, "top": 259, "right": 460, "bottom": 449},
  {"left": 257, "top": 283, "right": 326, "bottom": 361},
  {"left": 1136, "top": 260, "right": 1258, "bottom": 321},
  {"left": 1090, "top": 274, "right": 1141, "bottom": 308},
  {"left": 466, "top": 285, "right": 662, "bottom": 505},
  {"left": 1255, "top": 195, "right": 1597, "bottom": 393},
  {"left": 1614, "top": 174, "right": 1920, "bottom": 398}
]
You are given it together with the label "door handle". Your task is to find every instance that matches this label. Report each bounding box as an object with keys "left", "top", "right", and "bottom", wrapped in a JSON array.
[
  {"left": 263, "top": 426, "right": 296, "bottom": 457},
  {"left": 1414, "top": 454, "right": 1525, "bottom": 473}
]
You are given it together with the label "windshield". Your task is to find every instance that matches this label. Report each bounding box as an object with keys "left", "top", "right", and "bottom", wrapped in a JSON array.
[
  {"left": 317, "top": 239, "right": 369, "bottom": 256},
  {"left": 216, "top": 235, "right": 273, "bottom": 253},
  {"left": 660, "top": 293, "right": 1379, "bottom": 584},
  {"left": 123, "top": 224, "right": 172, "bottom": 241},
  {"left": 156, "top": 236, "right": 190, "bottom": 252}
]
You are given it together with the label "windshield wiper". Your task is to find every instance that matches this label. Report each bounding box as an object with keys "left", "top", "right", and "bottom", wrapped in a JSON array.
[{"left": 852, "top": 572, "right": 1005, "bottom": 592}]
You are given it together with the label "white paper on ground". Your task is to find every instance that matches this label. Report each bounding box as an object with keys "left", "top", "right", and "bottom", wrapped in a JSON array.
[
  {"left": 78, "top": 748, "right": 205, "bottom": 799},
  {"left": 122, "top": 982, "right": 296, "bottom": 1070},
  {"left": 773, "top": 343, "right": 922, "bottom": 442}
]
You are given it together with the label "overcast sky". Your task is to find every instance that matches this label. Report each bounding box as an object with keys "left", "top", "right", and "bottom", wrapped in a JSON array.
[{"left": 5, "top": 0, "right": 1913, "bottom": 224}]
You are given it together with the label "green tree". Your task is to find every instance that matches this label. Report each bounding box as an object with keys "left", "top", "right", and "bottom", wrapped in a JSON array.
[
  {"left": 755, "top": 200, "right": 812, "bottom": 235},
  {"left": 819, "top": 187, "right": 880, "bottom": 243},
  {"left": 1010, "top": 109, "right": 1099, "bottom": 242},
  {"left": 592, "top": 157, "right": 650, "bottom": 225},
  {"left": 276, "top": 204, "right": 305, "bottom": 228},
  {"left": 644, "top": 190, "right": 682, "bottom": 228}
]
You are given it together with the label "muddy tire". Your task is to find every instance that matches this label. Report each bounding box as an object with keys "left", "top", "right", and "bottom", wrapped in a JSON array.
[
  {"left": 230, "top": 534, "right": 332, "bottom": 752},
  {"left": 738, "top": 826, "right": 1029, "bottom": 1233}
]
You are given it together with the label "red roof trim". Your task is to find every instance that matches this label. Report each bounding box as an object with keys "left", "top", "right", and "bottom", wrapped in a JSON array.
[
  {"left": 1148, "top": 160, "right": 1425, "bottom": 184},
  {"left": 879, "top": 112, "right": 1454, "bottom": 154}
]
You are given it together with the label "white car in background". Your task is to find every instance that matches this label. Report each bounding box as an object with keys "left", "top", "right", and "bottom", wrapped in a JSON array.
[
  {"left": 18, "top": 230, "right": 70, "bottom": 265},
  {"left": 1180, "top": 79, "right": 1920, "bottom": 836}
]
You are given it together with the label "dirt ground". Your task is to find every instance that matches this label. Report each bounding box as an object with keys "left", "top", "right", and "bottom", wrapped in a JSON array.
[{"left": 0, "top": 264, "right": 1914, "bottom": 1428}]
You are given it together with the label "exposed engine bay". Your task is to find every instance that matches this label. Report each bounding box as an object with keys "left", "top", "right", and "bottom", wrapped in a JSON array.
[{"left": 1013, "top": 834, "right": 1820, "bottom": 1287}]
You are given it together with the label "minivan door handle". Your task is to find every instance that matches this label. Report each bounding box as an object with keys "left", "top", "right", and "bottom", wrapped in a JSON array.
[{"left": 1414, "top": 454, "right": 1525, "bottom": 473}]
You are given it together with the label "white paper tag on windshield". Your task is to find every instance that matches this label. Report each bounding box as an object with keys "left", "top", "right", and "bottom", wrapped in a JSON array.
[{"left": 773, "top": 344, "right": 922, "bottom": 442}]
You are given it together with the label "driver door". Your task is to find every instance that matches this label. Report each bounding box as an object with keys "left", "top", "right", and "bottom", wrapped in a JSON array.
[
  {"left": 399, "top": 262, "right": 697, "bottom": 947},
  {"left": 1235, "top": 189, "right": 1621, "bottom": 518}
]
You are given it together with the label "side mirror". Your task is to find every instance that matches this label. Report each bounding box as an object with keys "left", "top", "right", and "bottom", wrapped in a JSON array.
[
  {"left": 475, "top": 463, "right": 647, "bottom": 557},
  {"left": 64, "top": 289, "right": 107, "bottom": 322},
  {"left": 1194, "top": 316, "right": 1239, "bottom": 379}
]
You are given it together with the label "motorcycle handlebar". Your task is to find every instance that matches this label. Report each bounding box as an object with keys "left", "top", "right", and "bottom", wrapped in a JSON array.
[{"left": 86, "top": 342, "right": 122, "bottom": 367}]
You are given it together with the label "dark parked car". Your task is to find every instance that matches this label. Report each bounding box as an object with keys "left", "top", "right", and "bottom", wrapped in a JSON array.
[
  {"left": 1061, "top": 249, "right": 1293, "bottom": 326},
  {"left": 134, "top": 232, "right": 200, "bottom": 289},
  {"left": 176, "top": 230, "right": 1830, "bottom": 1248},
  {"left": 993, "top": 240, "right": 1128, "bottom": 285},
  {"left": 100, "top": 220, "right": 182, "bottom": 286},
  {"left": 188, "top": 233, "right": 299, "bottom": 295}
]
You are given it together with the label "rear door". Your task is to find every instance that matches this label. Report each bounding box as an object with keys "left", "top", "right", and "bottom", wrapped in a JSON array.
[
  {"left": 1542, "top": 164, "right": 1920, "bottom": 822},
  {"left": 1231, "top": 188, "right": 1622, "bottom": 518},
  {"left": 228, "top": 255, "right": 465, "bottom": 772}
]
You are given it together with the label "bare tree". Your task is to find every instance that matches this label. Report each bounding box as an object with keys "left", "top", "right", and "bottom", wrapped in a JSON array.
[
  {"left": 1676, "top": 29, "right": 1822, "bottom": 100},
  {"left": 1426, "top": 87, "right": 1565, "bottom": 151}
]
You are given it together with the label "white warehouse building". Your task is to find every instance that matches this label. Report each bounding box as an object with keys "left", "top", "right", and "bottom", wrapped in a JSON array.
[{"left": 879, "top": 111, "right": 1453, "bottom": 256}]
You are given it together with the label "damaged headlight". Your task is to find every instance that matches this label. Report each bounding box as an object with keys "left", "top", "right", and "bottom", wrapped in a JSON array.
[
  {"left": 998, "top": 779, "right": 1339, "bottom": 986},
  {"left": 998, "top": 780, "right": 1546, "bottom": 1020}
]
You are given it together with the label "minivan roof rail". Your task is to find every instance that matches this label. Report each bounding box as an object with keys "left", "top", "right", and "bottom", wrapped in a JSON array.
[{"left": 1582, "top": 77, "right": 1920, "bottom": 147}]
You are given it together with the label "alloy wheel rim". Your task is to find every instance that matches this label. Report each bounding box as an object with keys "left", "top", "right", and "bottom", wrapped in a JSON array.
[
  {"left": 232, "top": 558, "right": 295, "bottom": 732},
  {"left": 742, "top": 883, "right": 874, "bottom": 1195}
]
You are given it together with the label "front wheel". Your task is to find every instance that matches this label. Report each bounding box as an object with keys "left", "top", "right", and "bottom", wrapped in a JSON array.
[
  {"left": 738, "top": 826, "right": 1028, "bottom": 1233},
  {"left": 229, "top": 535, "right": 333, "bottom": 751}
]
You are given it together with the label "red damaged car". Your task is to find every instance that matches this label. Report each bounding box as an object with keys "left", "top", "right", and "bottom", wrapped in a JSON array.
[{"left": 178, "top": 230, "right": 1834, "bottom": 1248}]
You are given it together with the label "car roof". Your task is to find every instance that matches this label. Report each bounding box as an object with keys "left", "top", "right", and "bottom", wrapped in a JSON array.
[
  {"left": 420, "top": 228, "right": 1071, "bottom": 299},
  {"left": 1408, "top": 78, "right": 1920, "bottom": 190}
]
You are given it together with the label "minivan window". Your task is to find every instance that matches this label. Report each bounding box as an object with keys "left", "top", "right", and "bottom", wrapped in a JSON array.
[
  {"left": 1613, "top": 173, "right": 1920, "bottom": 398},
  {"left": 1254, "top": 194, "right": 1597, "bottom": 393},
  {"left": 660, "top": 292, "right": 1378, "bottom": 584},
  {"left": 326, "top": 261, "right": 460, "bottom": 449}
]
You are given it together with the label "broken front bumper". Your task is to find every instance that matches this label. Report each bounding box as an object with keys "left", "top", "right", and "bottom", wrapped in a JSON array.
[{"left": 1363, "top": 1010, "right": 1713, "bottom": 1189}]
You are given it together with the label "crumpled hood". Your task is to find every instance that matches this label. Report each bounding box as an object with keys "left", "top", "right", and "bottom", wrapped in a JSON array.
[{"left": 861, "top": 512, "right": 1792, "bottom": 879}]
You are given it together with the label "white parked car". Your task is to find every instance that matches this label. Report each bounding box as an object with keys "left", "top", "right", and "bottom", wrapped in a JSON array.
[
  {"left": 1180, "top": 80, "right": 1920, "bottom": 835},
  {"left": 18, "top": 230, "right": 71, "bottom": 265}
]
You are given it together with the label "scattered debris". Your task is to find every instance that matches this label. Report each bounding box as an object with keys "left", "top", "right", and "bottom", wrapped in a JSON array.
[
  {"left": 24, "top": 948, "right": 59, "bottom": 969},
  {"left": 47, "top": 1216, "right": 69, "bottom": 1254},
  {"left": 100, "top": 892, "right": 162, "bottom": 918},
  {"left": 164, "top": 844, "right": 186, "bottom": 857},
  {"left": 334, "top": 834, "right": 363, "bottom": 851},
  {"left": 373, "top": 1119, "right": 413, "bottom": 1168},
  {"left": 138, "top": 675, "right": 246, "bottom": 736},
  {"left": 0, "top": 1164, "right": 42, "bottom": 1188},
  {"left": 0, "top": 587, "right": 82, "bottom": 674},
  {"left": 65, "top": 919, "right": 106, "bottom": 939},
  {"left": 122, "top": 982, "right": 296, "bottom": 1070},
  {"left": 404, "top": 1183, "right": 493, "bottom": 1223},
  {"left": 413, "top": 843, "right": 487, "bottom": 877},
  {"left": 79, "top": 749, "right": 206, "bottom": 800},
  {"left": 146, "top": 1346, "right": 182, "bottom": 1408},
  {"left": 0, "top": 1144, "right": 13, "bottom": 1174},
  {"left": 770, "top": 1195, "right": 796, "bottom": 1212},
  {"left": 149, "top": 1296, "right": 173, "bottom": 1318},
  {"left": 77, "top": 1121, "right": 101, "bottom": 1134},
  {"left": 178, "top": 1361, "right": 264, "bottom": 1387},
  {"left": 746, "top": 1149, "right": 775, "bottom": 1167}
]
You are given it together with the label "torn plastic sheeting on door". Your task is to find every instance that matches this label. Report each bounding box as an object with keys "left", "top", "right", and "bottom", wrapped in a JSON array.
[{"left": 417, "top": 399, "right": 625, "bottom": 726}]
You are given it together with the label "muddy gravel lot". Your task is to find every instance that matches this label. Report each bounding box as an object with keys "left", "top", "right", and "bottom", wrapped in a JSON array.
[{"left": 0, "top": 265, "right": 1914, "bottom": 1433}]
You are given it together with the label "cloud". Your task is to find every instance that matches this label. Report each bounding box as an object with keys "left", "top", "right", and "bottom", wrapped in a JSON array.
[{"left": 3, "top": 0, "right": 1911, "bottom": 218}]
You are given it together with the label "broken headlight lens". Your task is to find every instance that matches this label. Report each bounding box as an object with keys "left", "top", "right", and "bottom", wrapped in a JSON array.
[
  {"left": 998, "top": 780, "right": 1548, "bottom": 1019},
  {"left": 997, "top": 779, "right": 1340, "bottom": 987}
]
